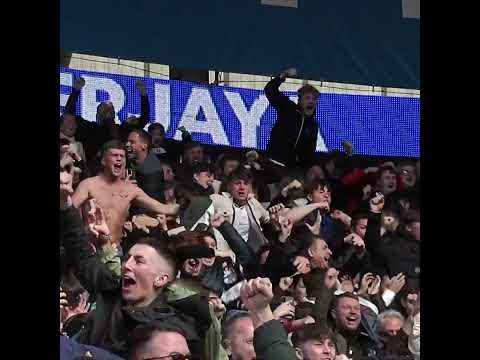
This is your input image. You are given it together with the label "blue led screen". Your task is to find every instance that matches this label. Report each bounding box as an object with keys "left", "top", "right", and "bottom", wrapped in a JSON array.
[{"left": 60, "top": 67, "right": 420, "bottom": 157}]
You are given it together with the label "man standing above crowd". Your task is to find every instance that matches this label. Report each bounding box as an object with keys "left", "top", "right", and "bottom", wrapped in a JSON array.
[
  {"left": 264, "top": 67, "right": 326, "bottom": 179},
  {"left": 72, "top": 140, "right": 179, "bottom": 246}
]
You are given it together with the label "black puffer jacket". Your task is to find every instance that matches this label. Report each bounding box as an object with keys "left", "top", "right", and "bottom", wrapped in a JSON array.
[{"left": 264, "top": 76, "right": 318, "bottom": 168}]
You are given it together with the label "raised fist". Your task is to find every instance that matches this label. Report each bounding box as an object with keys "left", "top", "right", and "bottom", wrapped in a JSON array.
[
  {"left": 74, "top": 77, "right": 85, "bottom": 91},
  {"left": 240, "top": 278, "right": 273, "bottom": 312},
  {"left": 209, "top": 211, "right": 226, "bottom": 229},
  {"left": 369, "top": 192, "right": 385, "bottom": 213},
  {"left": 324, "top": 268, "right": 339, "bottom": 289},
  {"left": 281, "top": 68, "right": 298, "bottom": 79}
]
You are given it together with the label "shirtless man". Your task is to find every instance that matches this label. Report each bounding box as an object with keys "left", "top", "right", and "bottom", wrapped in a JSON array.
[{"left": 72, "top": 140, "right": 179, "bottom": 245}]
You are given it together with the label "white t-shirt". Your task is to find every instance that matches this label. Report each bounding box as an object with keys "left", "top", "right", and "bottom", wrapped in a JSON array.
[{"left": 233, "top": 203, "right": 250, "bottom": 243}]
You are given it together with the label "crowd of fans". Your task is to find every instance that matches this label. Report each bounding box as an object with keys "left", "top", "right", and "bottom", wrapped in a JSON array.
[{"left": 60, "top": 68, "right": 420, "bottom": 360}]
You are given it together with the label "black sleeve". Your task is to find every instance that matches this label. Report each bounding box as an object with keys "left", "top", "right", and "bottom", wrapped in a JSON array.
[
  {"left": 312, "top": 287, "right": 335, "bottom": 324},
  {"left": 326, "top": 218, "right": 349, "bottom": 254},
  {"left": 303, "top": 271, "right": 334, "bottom": 324},
  {"left": 253, "top": 320, "right": 297, "bottom": 360},
  {"left": 169, "top": 294, "right": 212, "bottom": 336},
  {"left": 65, "top": 88, "right": 95, "bottom": 130},
  {"left": 138, "top": 95, "right": 150, "bottom": 129},
  {"left": 264, "top": 76, "right": 296, "bottom": 112},
  {"left": 217, "top": 222, "right": 254, "bottom": 267},
  {"left": 121, "top": 95, "right": 151, "bottom": 135},
  {"left": 364, "top": 212, "right": 382, "bottom": 254},
  {"left": 262, "top": 238, "right": 297, "bottom": 288},
  {"left": 138, "top": 170, "right": 164, "bottom": 202},
  {"left": 268, "top": 191, "right": 289, "bottom": 209},
  {"left": 60, "top": 207, "right": 120, "bottom": 295},
  {"left": 65, "top": 89, "right": 80, "bottom": 115},
  {"left": 330, "top": 245, "right": 357, "bottom": 270}
]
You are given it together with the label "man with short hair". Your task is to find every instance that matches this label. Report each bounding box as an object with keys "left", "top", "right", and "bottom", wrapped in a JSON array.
[
  {"left": 126, "top": 129, "right": 165, "bottom": 202},
  {"left": 333, "top": 293, "right": 380, "bottom": 359},
  {"left": 175, "top": 142, "right": 206, "bottom": 183},
  {"left": 72, "top": 140, "right": 179, "bottom": 245},
  {"left": 301, "top": 178, "right": 348, "bottom": 253},
  {"left": 222, "top": 311, "right": 256, "bottom": 360},
  {"left": 127, "top": 323, "right": 191, "bottom": 360},
  {"left": 350, "top": 213, "right": 368, "bottom": 240},
  {"left": 215, "top": 168, "right": 270, "bottom": 254},
  {"left": 264, "top": 68, "right": 324, "bottom": 179},
  {"left": 291, "top": 324, "right": 337, "bottom": 360},
  {"left": 375, "top": 166, "right": 398, "bottom": 197}
]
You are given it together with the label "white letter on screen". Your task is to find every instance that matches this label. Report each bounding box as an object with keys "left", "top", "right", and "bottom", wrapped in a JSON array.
[
  {"left": 224, "top": 92, "right": 269, "bottom": 148},
  {"left": 81, "top": 76, "right": 125, "bottom": 124},
  {"left": 154, "top": 83, "right": 171, "bottom": 132},
  {"left": 175, "top": 88, "right": 229, "bottom": 146},
  {"left": 60, "top": 72, "right": 72, "bottom": 114}
]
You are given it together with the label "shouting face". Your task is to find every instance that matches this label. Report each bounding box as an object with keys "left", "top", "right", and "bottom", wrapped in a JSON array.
[
  {"left": 299, "top": 92, "right": 318, "bottom": 117},
  {"left": 228, "top": 179, "right": 252, "bottom": 206},
  {"left": 121, "top": 244, "right": 171, "bottom": 307},
  {"left": 377, "top": 169, "right": 397, "bottom": 196},
  {"left": 336, "top": 296, "right": 361, "bottom": 332},
  {"left": 102, "top": 148, "right": 126, "bottom": 179}
]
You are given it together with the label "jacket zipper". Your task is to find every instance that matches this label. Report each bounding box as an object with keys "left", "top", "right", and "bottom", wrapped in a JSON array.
[{"left": 294, "top": 115, "right": 305, "bottom": 150}]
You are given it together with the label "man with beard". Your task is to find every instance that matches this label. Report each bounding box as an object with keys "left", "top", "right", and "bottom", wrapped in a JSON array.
[
  {"left": 72, "top": 140, "right": 179, "bottom": 246},
  {"left": 332, "top": 293, "right": 380, "bottom": 360}
]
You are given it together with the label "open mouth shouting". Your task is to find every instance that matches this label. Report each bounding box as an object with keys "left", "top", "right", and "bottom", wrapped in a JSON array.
[
  {"left": 112, "top": 162, "right": 124, "bottom": 176},
  {"left": 344, "top": 313, "right": 360, "bottom": 328},
  {"left": 122, "top": 273, "right": 137, "bottom": 292}
]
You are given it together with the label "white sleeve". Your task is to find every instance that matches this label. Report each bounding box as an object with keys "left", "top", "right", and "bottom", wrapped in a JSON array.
[
  {"left": 381, "top": 289, "right": 396, "bottom": 306},
  {"left": 408, "top": 312, "right": 420, "bottom": 358}
]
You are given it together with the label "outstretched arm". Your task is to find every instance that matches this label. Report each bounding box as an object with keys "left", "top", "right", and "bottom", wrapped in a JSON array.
[
  {"left": 71, "top": 179, "right": 91, "bottom": 209},
  {"left": 133, "top": 186, "right": 180, "bottom": 215}
]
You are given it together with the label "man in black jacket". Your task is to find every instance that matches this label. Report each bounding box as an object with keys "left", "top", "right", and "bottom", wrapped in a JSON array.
[
  {"left": 365, "top": 194, "right": 420, "bottom": 291},
  {"left": 64, "top": 77, "right": 150, "bottom": 161},
  {"left": 264, "top": 68, "right": 325, "bottom": 178}
]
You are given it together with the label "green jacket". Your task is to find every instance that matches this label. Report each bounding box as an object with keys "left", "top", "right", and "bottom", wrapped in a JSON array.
[
  {"left": 166, "top": 278, "right": 228, "bottom": 360},
  {"left": 253, "top": 320, "right": 297, "bottom": 360}
]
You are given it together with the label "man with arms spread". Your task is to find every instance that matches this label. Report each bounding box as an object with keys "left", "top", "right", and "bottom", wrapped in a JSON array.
[{"left": 72, "top": 140, "right": 179, "bottom": 246}]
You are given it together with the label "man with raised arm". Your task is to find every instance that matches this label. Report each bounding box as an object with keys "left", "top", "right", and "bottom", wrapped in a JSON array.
[
  {"left": 64, "top": 77, "right": 150, "bottom": 160},
  {"left": 264, "top": 68, "right": 326, "bottom": 179},
  {"left": 72, "top": 140, "right": 179, "bottom": 246}
]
